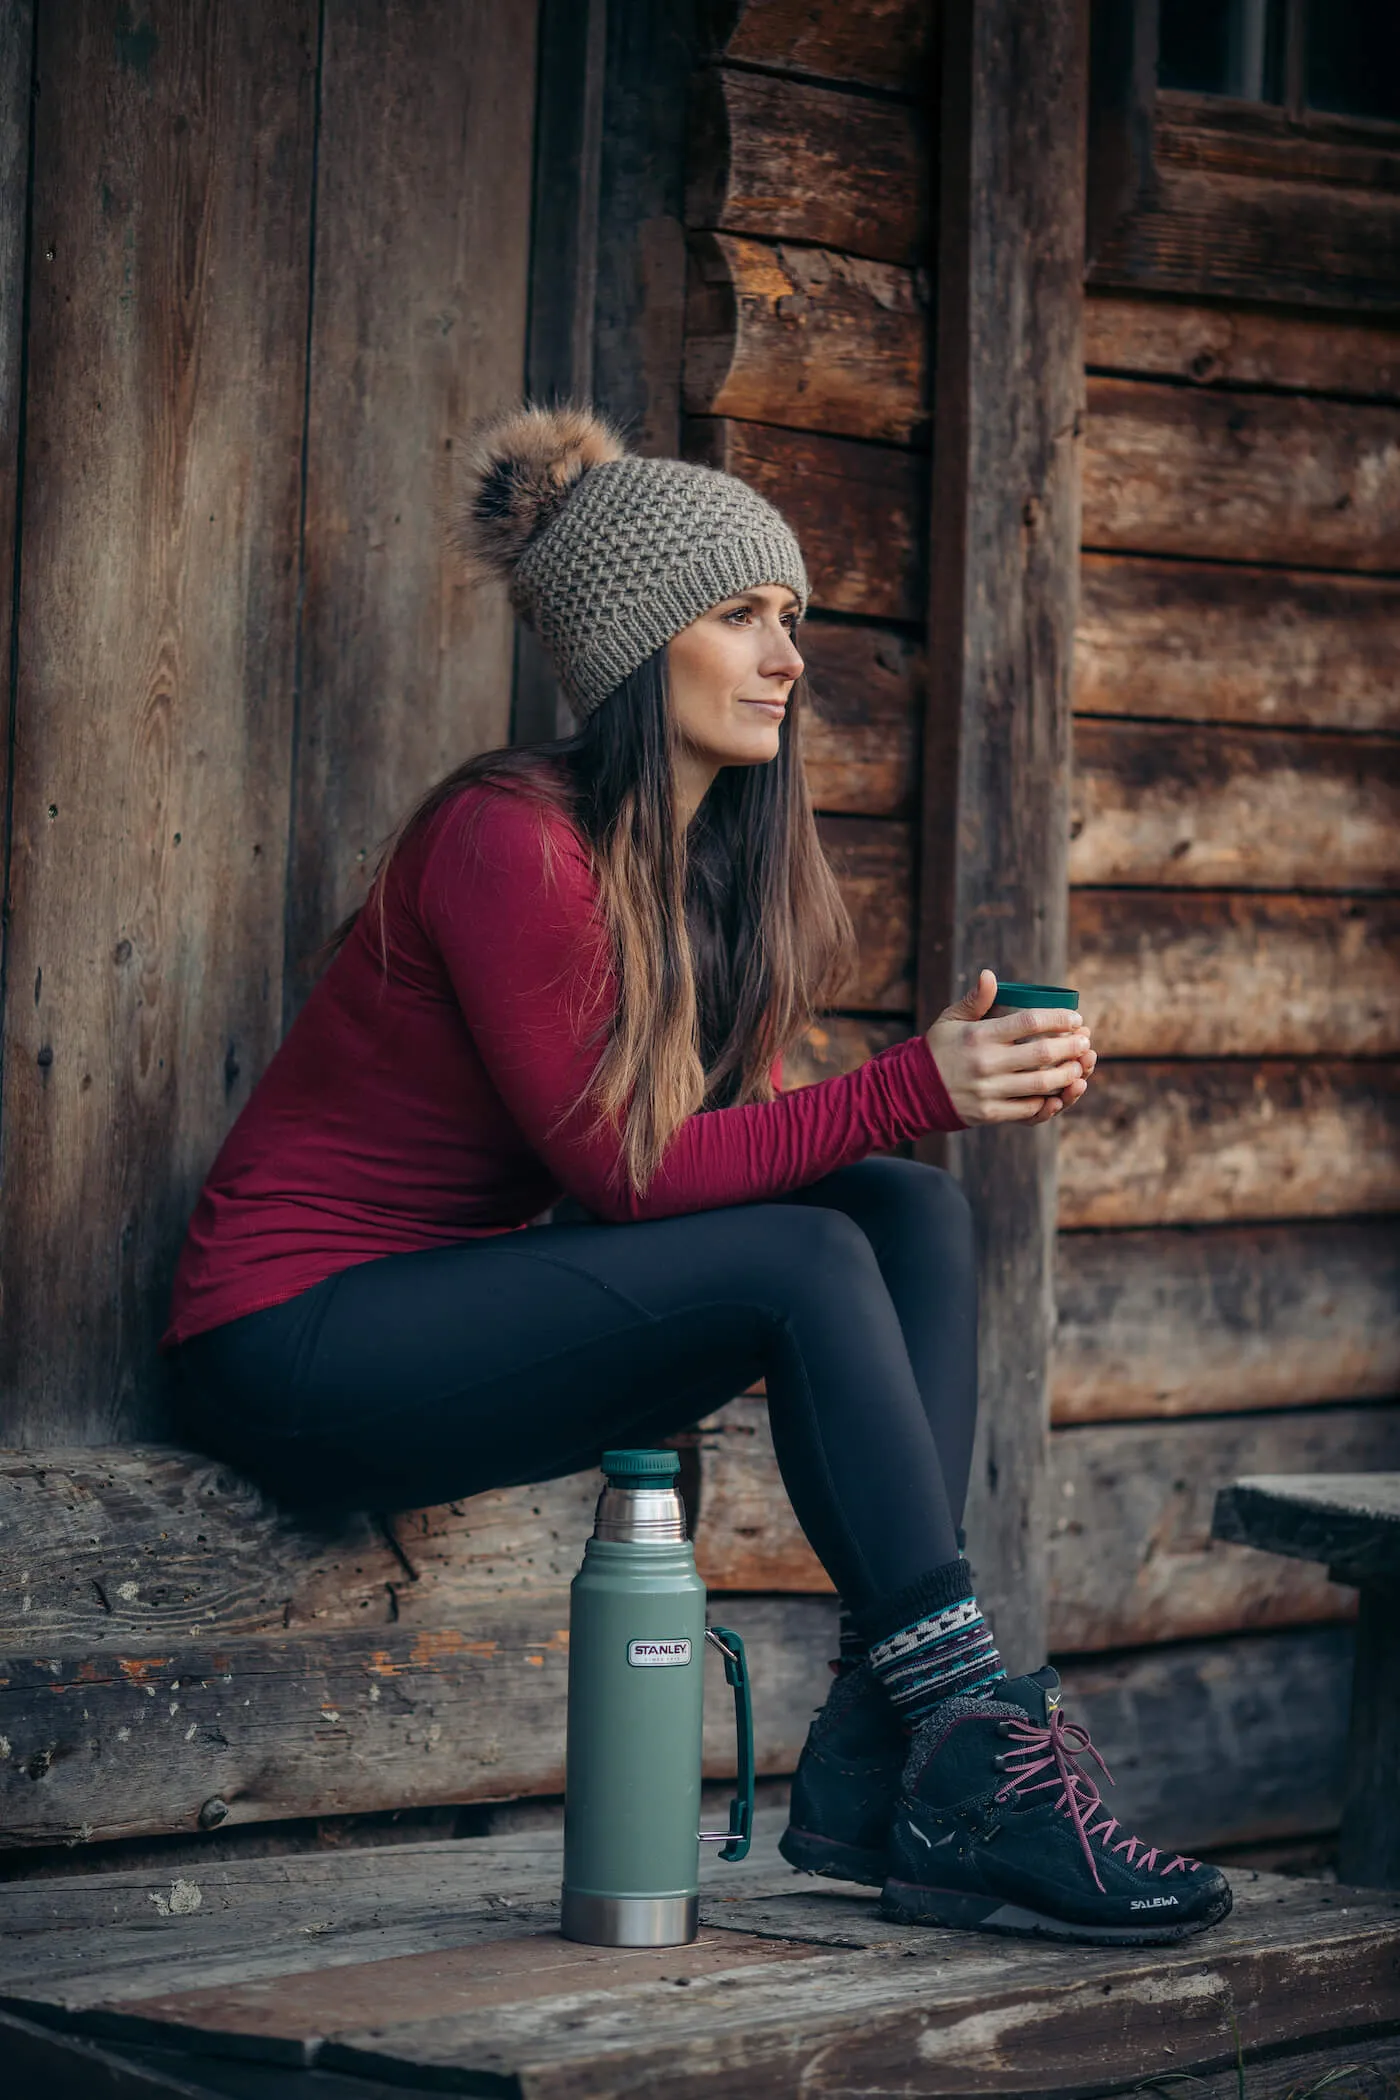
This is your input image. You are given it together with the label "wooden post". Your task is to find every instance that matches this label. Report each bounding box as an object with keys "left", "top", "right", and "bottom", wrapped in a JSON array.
[{"left": 915, "top": 0, "right": 1088, "bottom": 1672}]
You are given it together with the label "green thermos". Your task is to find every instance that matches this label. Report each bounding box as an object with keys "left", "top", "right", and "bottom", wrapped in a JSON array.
[{"left": 560, "top": 1448, "right": 755, "bottom": 1947}]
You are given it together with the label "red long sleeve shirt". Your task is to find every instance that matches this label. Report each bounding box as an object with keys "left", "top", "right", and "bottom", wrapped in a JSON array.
[{"left": 162, "top": 781, "right": 964, "bottom": 1349}]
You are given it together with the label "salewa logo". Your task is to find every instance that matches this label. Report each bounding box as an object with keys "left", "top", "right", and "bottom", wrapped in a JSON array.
[
  {"left": 1130, "top": 1896, "right": 1179, "bottom": 1909},
  {"left": 627, "top": 1639, "right": 692, "bottom": 1667}
]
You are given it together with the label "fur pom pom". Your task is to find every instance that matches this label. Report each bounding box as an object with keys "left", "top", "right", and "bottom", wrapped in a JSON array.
[{"left": 450, "top": 403, "right": 628, "bottom": 581}]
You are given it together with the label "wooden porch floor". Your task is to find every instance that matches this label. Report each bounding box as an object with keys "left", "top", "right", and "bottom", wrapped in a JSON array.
[{"left": 3, "top": 1811, "right": 1399, "bottom": 2100}]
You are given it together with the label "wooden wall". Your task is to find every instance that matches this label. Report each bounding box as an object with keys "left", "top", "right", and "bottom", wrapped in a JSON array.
[{"left": 0, "top": 0, "right": 536, "bottom": 1445}]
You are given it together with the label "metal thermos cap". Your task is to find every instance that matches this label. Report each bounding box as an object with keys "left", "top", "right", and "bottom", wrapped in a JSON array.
[{"left": 593, "top": 1449, "right": 687, "bottom": 1543}]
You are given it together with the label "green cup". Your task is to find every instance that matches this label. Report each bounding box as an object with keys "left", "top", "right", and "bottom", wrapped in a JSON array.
[{"left": 987, "top": 980, "right": 1079, "bottom": 1020}]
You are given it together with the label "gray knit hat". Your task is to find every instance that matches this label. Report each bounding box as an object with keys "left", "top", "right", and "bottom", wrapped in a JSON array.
[{"left": 450, "top": 404, "right": 809, "bottom": 720}]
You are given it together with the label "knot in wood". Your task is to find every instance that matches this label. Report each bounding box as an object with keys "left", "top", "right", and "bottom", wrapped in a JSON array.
[{"left": 198, "top": 1796, "right": 229, "bottom": 1829}]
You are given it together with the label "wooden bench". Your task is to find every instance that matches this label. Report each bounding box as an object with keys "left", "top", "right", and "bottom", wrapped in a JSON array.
[{"left": 1213, "top": 1473, "right": 1400, "bottom": 1889}]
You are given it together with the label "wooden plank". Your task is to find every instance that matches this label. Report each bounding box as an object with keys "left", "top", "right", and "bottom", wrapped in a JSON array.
[
  {"left": 916, "top": 0, "right": 1085, "bottom": 1675},
  {"left": 703, "top": 0, "right": 937, "bottom": 95},
  {"left": 1085, "top": 291, "right": 1400, "bottom": 402},
  {"left": 0, "top": 1, "right": 316, "bottom": 1445},
  {"left": 1213, "top": 1476, "right": 1400, "bottom": 1587},
  {"left": 798, "top": 620, "right": 922, "bottom": 819},
  {"left": 1088, "top": 156, "right": 1400, "bottom": 315},
  {"left": 0, "top": 1595, "right": 833, "bottom": 1848},
  {"left": 1069, "top": 720, "right": 1400, "bottom": 892},
  {"left": 683, "top": 232, "right": 927, "bottom": 445},
  {"left": 0, "top": 2010, "right": 218, "bottom": 2098},
  {"left": 1058, "top": 1061, "right": 1400, "bottom": 1230},
  {"left": 685, "top": 66, "right": 926, "bottom": 266},
  {"left": 1082, "top": 375, "right": 1400, "bottom": 571},
  {"left": 686, "top": 417, "right": 924, "bottom": 621},
  {"left": 1047, "top": 1410, "right": 1400, "bottom": 1653},
  {"left": 814, "top": 816, "right": 912, "bottom": 1010},
  {"left": 1053, "top": 1221, "right": 1400, "bottom": 1424},
  {"left": 0, "top": 0, "right": 31, "bottom": 855},
  {"left": 1070, "top": 891, "right": 1400, "bottom": 1057},
  {"left": 285, "top": 0, "right": 535, "bottom": 1015},
  {"left": 777, "top": 1013, "right": 907, "bottom": 1090},
  {"left": 1075, "top": 553, "right": 1400, "bottom": 734}
]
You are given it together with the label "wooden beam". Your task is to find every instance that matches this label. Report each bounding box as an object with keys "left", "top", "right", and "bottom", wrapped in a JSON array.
[
  {"left": 1082, "top": 376, "right": 1400, "bottom": 571},
  {"left": 797, "top": 620, "right": 923, "bottom": 819},
  {"left": 1069, "top": 720, "right": 1399, "bottom": 892},
  {"left": 1075, "top": 554, "right": 1400, "bottom": 735},
  {"left": 0, "top": 1, "right": 317, "bottom": 1443},
  {"left": 1053, "top": 1221, "right": 1400, "bottom": 1423},
  {"left": 916, "top": 0, "right": 1086, "bottom": 1673},
  {"left": 0, "top": 0, "right": 30, "bottom": 879},
  {"left": 285, "top": 0, "right": 537, "bottom": 1016},
  {"left": 686, "top": 67, "right": 927, "bottom": 265},
  {"left": 813, "top": 817, "right": 914, "bottom": 1010},
  {"left": 1058, "top": 1061, "right": 1400, "bottom": 1229},
  {"left": 1086, "top": 291, "right": 1400, "bottom": 402},
  {"left": 682, "top": 232, "right": 928, "bottom": 444},
  {"left": 702, "top": 0, "right": 937, "bottom": 95},
  {"left": 1069, "top": 891, "right": 1400, "bottom": 1057}
]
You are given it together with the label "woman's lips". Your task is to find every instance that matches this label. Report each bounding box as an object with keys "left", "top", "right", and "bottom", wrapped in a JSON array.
[{"left": 739, "top": 700, "right": 786, "bottom": 718}]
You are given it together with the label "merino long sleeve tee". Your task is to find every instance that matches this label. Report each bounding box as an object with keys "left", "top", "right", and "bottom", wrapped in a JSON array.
[{"left": 162, "top": 781, "right": 964, "bottom": 1349}]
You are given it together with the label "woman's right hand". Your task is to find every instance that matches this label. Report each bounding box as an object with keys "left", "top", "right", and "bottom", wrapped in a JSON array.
[{"left": 925, "top": 969, "right": 1095, "bottom": 1127}]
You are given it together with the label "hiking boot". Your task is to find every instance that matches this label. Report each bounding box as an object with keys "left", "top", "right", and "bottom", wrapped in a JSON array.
[
  {"left": 778, "top": 1660, "right": 908, "bottom": 1887},
  {"left": 881, "top": 1666, "right": 1234, "bottom": 1944}
]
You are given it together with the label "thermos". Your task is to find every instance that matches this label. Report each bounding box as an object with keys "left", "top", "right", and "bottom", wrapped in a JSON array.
[{"left": 561, "top": 1448, "right": 754, "bottom": 1947}]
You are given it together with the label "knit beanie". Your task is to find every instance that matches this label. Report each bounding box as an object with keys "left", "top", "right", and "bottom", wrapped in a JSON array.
[{"left": 450, "top": 404, "right": 810, "bottom": 721}]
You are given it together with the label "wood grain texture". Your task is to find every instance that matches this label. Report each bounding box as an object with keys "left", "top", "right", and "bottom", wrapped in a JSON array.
[
  {"left": 703, "top": 0, "right": 937, "bottom": 94},
  {"left": 1082, "top": 374, "right": 1400, "bottom": 571},
  {"left": 1075, "top": 553, "right": 1400, "bottom": 733},
  {"left": 0, "top": 1, "right": 317, "bottom": 1444},
  {"left": 685, "top": 66, "right": 926, "bottom": 265},
  {"left": 797, "top": 620, "right": 922, "bottom": 818},
  {"left": 814, "top": 815, "right": 912, "bottom": 1010},
  {"left": 0, "top": 0, "right": 30, "bottom": 849},
  {"left": 683, "top": 232, "right": 927, "bottom": 444},
  {"left": 1070, "top": 891, "right": 1400, "bottom": 1057},
  {"left": 1088, "top": 134, "right": 1400, "bottom": 314},
  {"left": 1069, "top": 720, "right": 1400, "bottom": 891},
  {"left": 916, "top": 0, "right": 1086, "bottom": 1675},
  {"left": 1058, "top": 1061, "right": 1400, "bottom": 1229},
  {"left": 686, "top": 417, "right": 925, "bottom": 620},
  {"left": 1085, "top": 291, "right": 1400, "bottom": 402},
  {"left": 0, "top": 1594, "right": 834, "bottom": 1848},
  {"left": 285, "top": 0, "right": 535, "bottom": 1012},
  {"left": 1053, "top": 1221, "right": 1400, "bottom": 1424},
  {"left": 776, "top": 1013, "right": 908, "bottom": 1090},
  {"left": 1046, "top": 1408, "right": 1400, "bottom": 1653}
]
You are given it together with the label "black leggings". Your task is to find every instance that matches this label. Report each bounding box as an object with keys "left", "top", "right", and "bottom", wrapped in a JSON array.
[{"left": 172, "top": 1157, "right": 979, "bottom": 1613}]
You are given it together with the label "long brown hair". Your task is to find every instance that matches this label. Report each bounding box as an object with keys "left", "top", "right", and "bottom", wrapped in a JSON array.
[{"left": 318, "top": 645, "right": 859, "bottom": 1201}]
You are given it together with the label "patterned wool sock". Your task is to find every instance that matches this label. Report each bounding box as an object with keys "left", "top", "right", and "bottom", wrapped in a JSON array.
[{"left": 858, "top": 1556, "right": 1005, "bottom": 1724}]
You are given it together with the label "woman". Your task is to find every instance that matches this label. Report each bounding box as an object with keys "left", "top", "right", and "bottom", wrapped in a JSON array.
[{"left": 164, "top": 405, "right": 1230, "bottom": 1946}]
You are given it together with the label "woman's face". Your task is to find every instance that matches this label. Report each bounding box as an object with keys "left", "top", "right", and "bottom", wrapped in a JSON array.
[{"left": 666, "top": 586, "right": 804, "bottom": 805}]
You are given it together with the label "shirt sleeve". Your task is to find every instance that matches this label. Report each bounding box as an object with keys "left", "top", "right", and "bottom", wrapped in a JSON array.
[{"left": 416, "top": 786, "right": 965, "bottom": 1226}]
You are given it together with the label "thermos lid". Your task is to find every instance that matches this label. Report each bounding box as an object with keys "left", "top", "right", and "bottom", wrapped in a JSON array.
[
  {"left": 989, "top": 981, "right": 1079, "bottom": 1009},
  {"left": 601, "top": 1448, "right": 681, "bottom": 1484}
]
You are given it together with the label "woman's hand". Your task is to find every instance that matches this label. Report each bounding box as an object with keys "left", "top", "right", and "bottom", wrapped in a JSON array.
[{"left": 925, "top": 970, "right": 1097, "bottom": 1127}]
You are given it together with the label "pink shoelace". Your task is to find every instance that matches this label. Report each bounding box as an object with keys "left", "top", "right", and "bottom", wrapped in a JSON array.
[{"left": 993, "top": 1706, "right": 1203, "bottom": 1894}]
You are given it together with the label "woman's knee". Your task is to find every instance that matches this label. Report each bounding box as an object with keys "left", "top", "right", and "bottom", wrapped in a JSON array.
[
  {"left": 850, "top": 1156, "right": 974, "bottom": 1239},
  {"left": 736, "top": 1200, "right": 886, "bottom": 1299}
]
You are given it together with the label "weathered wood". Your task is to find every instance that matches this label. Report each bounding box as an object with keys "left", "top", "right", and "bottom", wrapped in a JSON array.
[
  {"left": 0, "top": 1, "right": 317, "bottom": 1444},
  {"left": 1075, "top": 553, "right": 1400, "bottom": 734},
  {"left": 1341, "top": 1580, "right": 1400, "bottom": 1890},
  {"left": 685, "top": 66, "right": 926, "bottom": 266},
  {"left": 1069, "top": 892, "right": 1400, "bottom": 1057},
  {"left": 1058, "top": 1062, "right": 1400, "bottom": 1230},
  {"left": 1088, "top": 118, "right": 1400, "bottom": 314},
  {"left": 0, "top": 0, "right": 31, "bottom": 854},
  {"left": 1086, "top": 291, "right": 1400, "bottom": 402},
  {"left": 285, "top": 0, "right": 536, "bottom": 1013},
  {"left": 1053, "top": 1221, "right": 1400, "bottom": 1423},
  {"left": 0, "top": 2011, "right": 215, "bottom": 2098},
  {"left": 0, "top": 1595, "right": 833, "bottom": 1849},
  {"left": 686, "top": 418, "right": 925, "bottom": 620},
  {"left": 1213, "top": 1476, "right": 1400, "bottom": 1588},
  {"left": 1082, "top": 375, "right": 1400, "bottom": 571},
  {"left": 683, "top": 233, "right": 927, "bottom": 445},
  {"left": 916, "top": 0, "right": 1086, "bottom": 1676},
  {"left": 703, "top": 0, "right": 936, "bottom": 95},
  {"left": 814, "top": 816, "right": 912, "bottom": 1010},
  {"left": 1069, "top": 720, "right": 1400, "bottom": 892},
  {"left": 798, "top": 621, "right": 922, "bottom": 819},
  {"left": 778, "top": 1014, "right": 907, "bottom": 1091}
]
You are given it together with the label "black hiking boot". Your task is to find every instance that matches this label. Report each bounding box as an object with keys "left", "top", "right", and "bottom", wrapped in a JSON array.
[
  {"left": 778, "top": 1660, "right": 908, "bottom": 1887},
  {"left": 881, "top": 1666, "right": 1233, "bottom": 1944}
]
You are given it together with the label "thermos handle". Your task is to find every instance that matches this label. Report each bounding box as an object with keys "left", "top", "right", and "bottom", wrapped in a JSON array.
[{"left": 698, "top": 1625, "right": 754, "bottom": 1863}]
